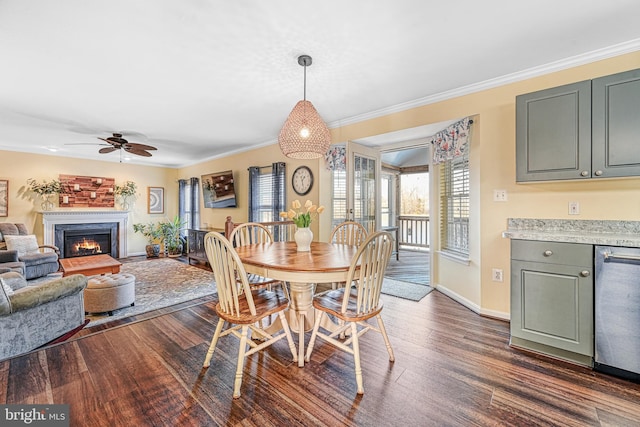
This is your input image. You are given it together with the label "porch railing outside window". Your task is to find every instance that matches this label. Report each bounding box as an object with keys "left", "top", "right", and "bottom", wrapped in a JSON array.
[{"left": 398, "top": 215, "right": 429, "bottom": 249}]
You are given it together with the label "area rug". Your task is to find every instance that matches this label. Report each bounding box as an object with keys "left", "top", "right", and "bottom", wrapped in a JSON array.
[
  {"left": 85, "top": 258, "right": 217, "bottom": 327},
  {"left": 381, "top": 278, "right": 434, "bottom": 301}
]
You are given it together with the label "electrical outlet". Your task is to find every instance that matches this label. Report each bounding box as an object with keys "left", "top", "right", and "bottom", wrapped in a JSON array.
[
  {"left": 569, "top": 201, "right": 580, "bottom": 215},
  {"left": 492, "top": 268, "right": 504, "bottom": 282},
  {"left": 493, "top": 189, "right": 507, "bottom": 202}
]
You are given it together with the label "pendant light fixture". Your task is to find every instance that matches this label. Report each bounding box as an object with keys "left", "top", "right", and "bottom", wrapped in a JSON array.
[{"left": 278, "top": 55, "right": 331, "bottom": 159}]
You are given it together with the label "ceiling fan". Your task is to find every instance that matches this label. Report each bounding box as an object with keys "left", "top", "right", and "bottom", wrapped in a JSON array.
[{"left": 97, "top": 133, "right": 157, "bottom": 157}]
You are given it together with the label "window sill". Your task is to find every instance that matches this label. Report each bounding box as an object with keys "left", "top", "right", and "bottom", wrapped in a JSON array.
[{"left": 438, "top": 250, "right": 470, "bottom": 265}]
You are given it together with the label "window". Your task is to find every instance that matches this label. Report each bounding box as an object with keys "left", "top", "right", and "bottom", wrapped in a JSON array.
[
  {"left": 248, "top": 163, "right": 286, "bottom": 223},
  {"left": 331, "top": 169, "right": 347, "bottom": 229},
  {"left": 440, "top": 153, "right": 469, "bottom": 257},
  {"left": 380, "top": 173, "right": 391, "bottom": 227},
  {"left": 178, "top": 177, "right": 199, "bottom": 236}
]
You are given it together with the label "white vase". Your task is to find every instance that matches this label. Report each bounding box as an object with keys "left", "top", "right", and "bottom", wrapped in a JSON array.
[
  {"left": 41, "top": 194, "right": 54, "bottom": 211},
  {"left": 294, "top": 227, "right": 313, "bottom": 252}
]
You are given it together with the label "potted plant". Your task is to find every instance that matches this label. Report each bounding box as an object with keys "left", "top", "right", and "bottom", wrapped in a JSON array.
[
  {"left": 160, "top": 216, "right": 186, "bottom": 257},
  {"left": 114, "top": 181, "right": 137, "bottom": 210},
  {"left": 133, "top": 222, "right": 162, "bottom": 257},
  {"left": 27, "top": 178, "right": 62, "bottom": 210}
]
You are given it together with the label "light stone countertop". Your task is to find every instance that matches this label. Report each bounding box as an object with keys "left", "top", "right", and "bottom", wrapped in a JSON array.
[{"left": 502, "top": 218, "right": 640, "bottom": 247}]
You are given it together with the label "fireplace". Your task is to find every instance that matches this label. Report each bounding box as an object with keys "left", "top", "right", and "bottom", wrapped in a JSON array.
[
  {"left": 41, "top": 210, "right": 129, "bottom": 258},
  {"left": 55, "top": 223, "right": 119, "bottom": 259}
]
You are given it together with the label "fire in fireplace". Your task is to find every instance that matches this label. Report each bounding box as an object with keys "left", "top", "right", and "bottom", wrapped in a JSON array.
[
  {"left": 68, "top": 236, "right": 105, "bottom": 257},
  {"left": 54, "top": 222, "right": 119, "bottom": 258}
]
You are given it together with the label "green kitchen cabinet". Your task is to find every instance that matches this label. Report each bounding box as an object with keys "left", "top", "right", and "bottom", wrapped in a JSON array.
[
  {"left": 592, "top": 68, "right": 640, "bottom": 177},
  {"left": 510, "top": 240, "right": 594, "bottom": 366},
  {"left": 516, "top": 67, "right": 640, "bottom": 182}
]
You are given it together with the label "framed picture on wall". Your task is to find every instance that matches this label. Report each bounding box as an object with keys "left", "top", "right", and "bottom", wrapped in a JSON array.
[
  {"left": 0, "top": 180, "right": 7, "bottom": 217},
  {"left": 148, "top": 186, "right": 164, "bottom": 214}
]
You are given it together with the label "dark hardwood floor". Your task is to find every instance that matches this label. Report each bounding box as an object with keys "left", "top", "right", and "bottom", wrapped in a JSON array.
[{"left": 2, "top": 268, "right": 639, "bottom": 426}]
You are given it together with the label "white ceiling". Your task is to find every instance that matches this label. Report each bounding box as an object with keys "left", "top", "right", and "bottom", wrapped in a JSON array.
[{"left": 1, "top": 0, "right": 640, "bottom": 168}]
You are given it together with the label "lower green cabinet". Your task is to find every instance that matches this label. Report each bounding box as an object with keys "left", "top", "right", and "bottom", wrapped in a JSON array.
[{"left": 510, "top": 240, "right": 594, "bottom": 366}]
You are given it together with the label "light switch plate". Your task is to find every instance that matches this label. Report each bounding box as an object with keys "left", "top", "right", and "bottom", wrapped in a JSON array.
[{"left": 493, "top": 189, "right": 507, "bottom": 202}]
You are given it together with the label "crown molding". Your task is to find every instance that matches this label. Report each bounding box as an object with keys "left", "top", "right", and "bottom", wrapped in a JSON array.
[{"left": 329, "top": 39, "right": 640, "bottom": 128}]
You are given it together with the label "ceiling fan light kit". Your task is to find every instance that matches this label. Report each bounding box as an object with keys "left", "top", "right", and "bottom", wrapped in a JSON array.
[{"left": 278, "top": 55, "right": 331, "bottom": 159}]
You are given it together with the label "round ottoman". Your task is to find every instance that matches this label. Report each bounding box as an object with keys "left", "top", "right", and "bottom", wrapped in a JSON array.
[{"left": 85, "top": 273, "right": 136, "bottom": 316}]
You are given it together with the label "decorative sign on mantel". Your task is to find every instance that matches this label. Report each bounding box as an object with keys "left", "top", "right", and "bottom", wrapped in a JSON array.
[{"left": 59, "top": 175, "right": 115, "bottom": 208}]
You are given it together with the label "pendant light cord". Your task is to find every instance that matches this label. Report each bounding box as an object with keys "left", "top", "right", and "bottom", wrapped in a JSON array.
[{"left": 303, "top": 62, "right": 307, "bottom": 101}]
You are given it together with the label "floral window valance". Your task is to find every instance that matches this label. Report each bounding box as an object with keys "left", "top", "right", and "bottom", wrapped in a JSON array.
[
  {"left": 325, "top": 145, "right": 346, "bottom": 171},
  {"left": 430, "top": 117, "right": 473, "bottom": 164}
]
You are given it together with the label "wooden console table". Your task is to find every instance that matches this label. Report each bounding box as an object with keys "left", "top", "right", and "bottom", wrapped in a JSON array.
[{"left": 187, "top": 227, "right": 224, "bottom": 265}]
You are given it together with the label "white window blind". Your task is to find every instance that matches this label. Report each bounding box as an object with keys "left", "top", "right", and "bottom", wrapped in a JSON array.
[
  {"left": 440, "top": 154, "right": 469, "bottom": 257},
  {"left": 331, "top": 169, "right": 347, "bottom": 229}
]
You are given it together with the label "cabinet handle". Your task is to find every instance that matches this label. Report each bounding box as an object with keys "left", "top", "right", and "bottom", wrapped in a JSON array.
[
  {"left": 594, "top": 170, "right": 603, "bottom": 176},
  {"left": 580, "top": 171, "right": 589, "bottom": 177},
  {"left": 580, "top": 270, "right": 590, "bottom": 277},
  {"left": 543, "top": 250, "right": 553, "bottom": 257}
]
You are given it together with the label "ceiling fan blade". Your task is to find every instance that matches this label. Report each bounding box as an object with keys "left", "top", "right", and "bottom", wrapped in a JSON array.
[
  {"left": 99, "top": 147, "right": 118, "bottom": 154},
  {"left": 125, "top": 147, "right": 153, "bottom": 157},
  {"left": 128, "top": 142, "right": 157, "bottom": 151},
  {"left": 97, "top": 137, "right": 119, "bottom": 146}
]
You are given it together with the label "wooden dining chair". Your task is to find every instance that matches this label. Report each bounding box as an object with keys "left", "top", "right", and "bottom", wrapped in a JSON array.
[
  {"left": 305, "top": 231, "right": 395, "bottom": 395},
  {"left": 330, "top": 221, "right": 368, "bottom": 246},
  {"left": 326, "top": 221, "right": 369, "bottom": 291},
  {"left": 229, "top": 223, "right": 289, "bottom": 299},
  {"left": 202, "top": 231, "right": 297, "bottom": 399}
]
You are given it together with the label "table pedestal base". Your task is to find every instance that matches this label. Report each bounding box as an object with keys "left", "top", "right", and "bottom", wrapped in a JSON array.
[{"left": 263, "top": 282, "right": 339, "bottom": 367}]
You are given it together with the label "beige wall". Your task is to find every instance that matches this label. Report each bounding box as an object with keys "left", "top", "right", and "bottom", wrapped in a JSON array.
[
  {"left": 2, "top": 51, "right": 639, "bottom": 318},
  {"left": 177, "top": 144, "right": 323, "bottom": 236},
  {"left": 0, "top": 151, "right": 178, "bottom": 255},
  {"left": 325, "top": 50, "right": 640, "bottom": 319}
]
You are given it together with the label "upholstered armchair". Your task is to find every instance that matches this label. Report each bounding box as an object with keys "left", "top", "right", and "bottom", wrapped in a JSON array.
[
  {"left": 0, "top": 250, "right": 25, "bottom": 275},
  {"left": 0, "top": 272, "right": 87, "bottom": 360},
  {"left": 0, "top": 224, "right": 60, "bottom": 280}
]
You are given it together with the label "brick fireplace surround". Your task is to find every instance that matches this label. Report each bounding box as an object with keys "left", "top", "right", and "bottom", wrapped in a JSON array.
[{"left": 40, "top": 210, "right": 129, "bottom": 258}]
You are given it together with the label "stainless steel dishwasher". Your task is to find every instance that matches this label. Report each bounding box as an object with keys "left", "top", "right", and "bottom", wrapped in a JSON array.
[{"left": 594, "top": 246, "right": 640, "bottom": 382}]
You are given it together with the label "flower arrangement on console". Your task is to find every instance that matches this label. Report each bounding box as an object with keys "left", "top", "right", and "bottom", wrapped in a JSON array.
[
  {"left": 280, "top": 199, "right": 325, "bottom": 228},
  {"left": 26, "top": 178, "right": 62, "bottom": 196}
]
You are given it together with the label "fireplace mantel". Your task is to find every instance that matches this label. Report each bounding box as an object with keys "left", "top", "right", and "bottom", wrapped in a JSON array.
[{"left": 40, "top": 210, "right": 128, "bottom": 258}]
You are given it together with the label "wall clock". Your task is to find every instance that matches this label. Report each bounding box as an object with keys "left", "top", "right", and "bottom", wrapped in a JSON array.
[{"left": 292, "top": 166, "right": 313, "bottom": 196}]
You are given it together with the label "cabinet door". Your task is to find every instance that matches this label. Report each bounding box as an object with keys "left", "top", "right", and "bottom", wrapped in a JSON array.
[
  {"left": 511, "top": 260, "right": 593, "bottom": 356},
  {"left": 592, "top": 68, "right": 640, "bottom": 178},
  {"left": 188, "top": 229, "right": 197, "bottom": 255},
  {"left": 516, "top": 80, "right": 591, "bottom": 182}
]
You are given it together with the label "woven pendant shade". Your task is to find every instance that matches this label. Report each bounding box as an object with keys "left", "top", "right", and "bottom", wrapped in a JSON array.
[
  {"left": 279, "top": 54, "right": 331, "bottom": 159},
  {"left": 279, "top": 100, "right": 330, "bottom": 159}
]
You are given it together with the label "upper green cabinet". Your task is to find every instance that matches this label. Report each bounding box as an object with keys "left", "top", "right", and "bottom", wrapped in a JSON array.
[
  {"left": 592, "top": 68, "right": 640, "bottom": 177},
  {"left": 516, "top": 68, "right": 640, "bottom": 182}
]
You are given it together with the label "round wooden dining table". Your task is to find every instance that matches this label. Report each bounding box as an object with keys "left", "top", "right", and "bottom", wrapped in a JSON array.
[{"left": 234, "top": 241, "right": 359, "bottom": 366}]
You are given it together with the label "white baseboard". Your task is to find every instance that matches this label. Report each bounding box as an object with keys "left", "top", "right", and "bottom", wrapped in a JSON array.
[
  {"left": 434, "top": 284, "right": 510, "bottom": 322},
  {"left": 126, "top": 251, "right": 147, "bottom": 258}
]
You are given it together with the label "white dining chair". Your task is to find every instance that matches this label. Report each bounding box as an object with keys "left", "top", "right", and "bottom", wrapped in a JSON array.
[
  {"left": 202, "top": 231, "right": 297, "bottom": 398},
  {"left": 330, "top": 221, "right": 368, "bottom": 246},
  {"left": 305, "top": 231, "right": 395, "bottom": 395},
  {"left": 229, "top": 223, "right": 289, "bottom": 299},
  {"left": 326, "top": 221, "right": 368, "bottom": 291}
]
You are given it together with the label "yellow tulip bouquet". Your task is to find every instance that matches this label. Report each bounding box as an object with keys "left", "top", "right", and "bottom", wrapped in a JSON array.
[{"left": 280, "top": 199, "right": 325, "bottom": 228}]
